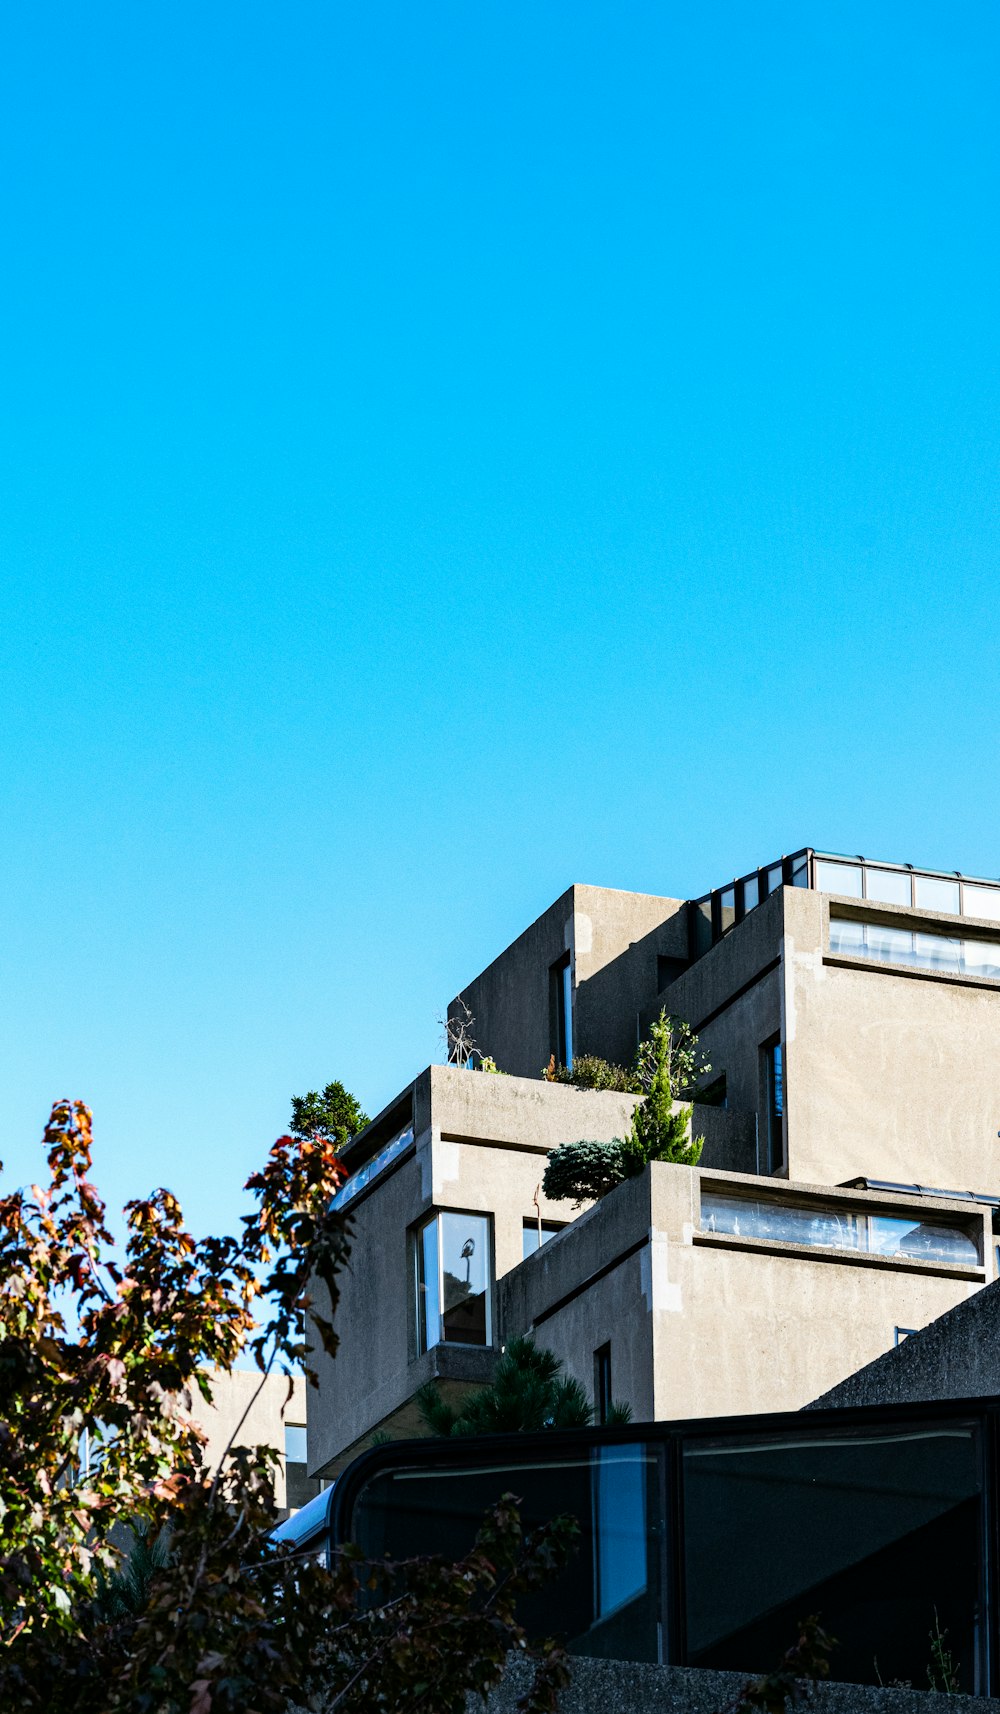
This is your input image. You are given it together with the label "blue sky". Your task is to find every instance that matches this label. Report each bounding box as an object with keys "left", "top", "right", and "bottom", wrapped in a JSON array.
[{"left": 2, "top": 2, "right": 998, "bottom": 1241}]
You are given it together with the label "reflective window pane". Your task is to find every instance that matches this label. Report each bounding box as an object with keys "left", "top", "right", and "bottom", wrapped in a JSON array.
[
  {"left": 439, "top": 1212, "right": 490, "bottom": 1345},
  {"left": 914, "top": 874, "right": 961, "bottom": 915},
  {"left": 692, "top": 898, "right": 713, "bottom": 956},
  {"left": 683, "top": 1426, "right": 983, "bottom": 1688},
  {"left": 962, "top": 939, "right": 1000, "bottom": 981},
  {"left": 815, "top": 860, "right": 863, "bottom": 897},
  {"left": 765, "top": 863, "right": 783, "bottom": 896},
  {"left": 830, "top": 917, "right": 1000, "bottom": 986},
  {"left": 864, "top": 867, "right": 912, "bottom": 907},
  {"left": 700, "top": 1189, "right": 980, "bottom": 1267},
  {"left": 742, "top": 875, "right": 759, "bottom": 911},
  {"left": 719, "top": 886, "right": 736, "bottom": 934},
  {"left": 963, "top": 883, "right": 1000, "bottom": 922},
  {"left": 913, "top": 932, "right": 962, "bottom": 974},
  {"left": 417, "top": 1217, "right": 441, "bottom": 1352},
  {"left": 522, "top": 1220, "right": 562, "bottom": 1259},
  {"left": 789, "top": 852, "right": 809, "bottom": 887},
  {"left": 866, "top": 923, "right": 914, "bottom": 965},
  {"left": 829, "top": 917, "right": 866, "bottom": 955},
  {"left": 351, "top": 1443, "right": 662, "bottom": 1662}
]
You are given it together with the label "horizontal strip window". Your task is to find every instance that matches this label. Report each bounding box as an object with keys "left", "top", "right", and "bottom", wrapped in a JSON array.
[
  {"left": 830, "top": 917, "right": 1000, "bottom": 981},
  {"left": 331, "top": 1123, "right": 414, "bottom": 1210},
  {"left": 700, "top": 1188, "right": 982, "bottom": 1268},
  {"left": 815, "top": 857, "right": 1000, "bottom": 921}
]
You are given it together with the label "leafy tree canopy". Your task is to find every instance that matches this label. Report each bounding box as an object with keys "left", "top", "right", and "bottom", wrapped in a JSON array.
[
  {"left": 0, "top": 1099, "right": 572, "bottom": 1713},
  {"left": 290, "top": 1078, "right": 369, "bottom": 1150}
]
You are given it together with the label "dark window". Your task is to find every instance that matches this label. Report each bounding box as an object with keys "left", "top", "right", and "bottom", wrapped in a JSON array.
[
  {"left": 522, "top": 1219, "right": 564, "bottom": 1259},
  {"left": 691, "top": 899, "right": 713, "bottom": 958},
  {"left": 895, "top": 1326, "right": 918, "bottom": 1345},
  {"left": 549, "top": 953, "right": 573, "bottom": 1068},
  {"left": 696, "top": 1074, "right": 727, "bottom": 1109},
  {"left": 350, "top": 1442, "right": 661, "bottom": 1663},
  {"left": 682, "top": 1424, "right": 983, "bottom": 1690},
  {"left": 657, "top": 953, "right": 685, "bottom": 990},
  {"left": 761, "top": 1036, "right": 785, "bottom": 1173},
  {"left": 594, "top": 1343, "right": 612, "bottom": 1425}
]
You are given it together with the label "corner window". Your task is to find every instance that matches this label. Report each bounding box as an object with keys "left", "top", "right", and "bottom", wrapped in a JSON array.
[
  {"left": 761, "top": 1036, "right": 785, "bottom": 1174},
  {"left": 415, "top": 1211, "right": 492, "bottom": 1353}
]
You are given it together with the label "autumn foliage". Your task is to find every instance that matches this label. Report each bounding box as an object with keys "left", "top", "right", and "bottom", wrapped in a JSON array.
[{"left": 0, "top": 1100, "right": 573, "bottom": 1713}]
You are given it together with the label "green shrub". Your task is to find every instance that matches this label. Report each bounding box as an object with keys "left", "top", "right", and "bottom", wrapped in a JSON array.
[
  {"left": 542, "top": 1138, "right": 633, "bottom": 1206},
  {"left": 549, "top": 1054, "right": 638, "bottom": 1092},
  {"left": 418, "top": 1336, "right": 632, "bottom": 1435}
]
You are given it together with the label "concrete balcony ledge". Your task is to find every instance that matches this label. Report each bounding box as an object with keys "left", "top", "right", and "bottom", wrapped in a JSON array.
[
  {"left": 472, "top": 1654, "right": 1000, "bottom": 1714},
  {"left": 319, "top": 1342, "right": 500, "bottom": 1478}
]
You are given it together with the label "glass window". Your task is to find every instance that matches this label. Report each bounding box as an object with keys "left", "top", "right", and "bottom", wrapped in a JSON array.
[
  {"left": 764, "top": 863, "right": 783, "bottom": 896},
  {"left": 742, "top": 874, "right": 759, "bottom": 911},
  {"left": 700, "top": 1188, "right": 981, "bottom": 1267},
  {"left": 963, "top": 939, "right": 1000, "bottom": 981},
  {"left": 789, "top": 852, "right": 809, "bottom": 887},
  {"left": 963, "top": 883, "right": 1000, "bottom": 922},
  {"left": 913, "top": 932, "right": 962, "bottom": 974},
  {"left": 349, "top": 1441, "right": 662, "bottom": 1663},
  {"left": 284, "top": 1423, "right": 308, "bottom": 1464},
  {"left": 594, "top": 1343, "right": 612, "bottom": 1426},
  {"left": 761, "top": 1038, "right": 784, "bottom": 1174},
  {"left": 692, "top": 898, "right": 713, "bottom": 957},
  {"left": 719, "top": 886, "right": 736, "bottom": 934},
  {"left": 829, "top": 917, "right": 866, "bottom": 955},
  {"left": 682, "top": 1425, "right": 983, "bottom": 1688},
  {"left": 865, "top": 923, "right": 914, "bottom": 965},
  {"left": 864, "top": 867, "right": 912, "bottom": 907},
  {"left": 522, "top": 1219, "right": 563, "bottom": 1259},
  {"left": 416, "top": 1212, "right": 491, "bottom": 1353},
  {"left": 332, "top": 1123, "right": 414, "bottom": 1211},
  {"left": 914, "top": 874, "right": 961, "bottom": 915},
  {"left": 830, "top": 917, "right": 1000, "bottom": 985},
  {"left": 815, "top": 859, "right": 863, "bottom": 897}
]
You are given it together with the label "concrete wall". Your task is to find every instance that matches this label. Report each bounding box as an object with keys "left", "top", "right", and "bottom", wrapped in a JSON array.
[
  {"left": 308, "top": 1065, "right": 646, "bottom": 1478},
  {"left": 808, "top": 1276, "right": 1000, "bottom": 1410},
  {"left": 451, "top": 884, "right": 687, "bottom": 1080},
  {"left": 499, "top": 1162, "right": 990, "bottom": 1425},
  {"left": 782, "top": 884, "right": 1000, "bottom": 1190},
  {"left": 188, "top": 1368, "right": 308, "bottom": 1513},
  {"left": 474, "top": 1653, "right": 1000, "bottom": 1714}
]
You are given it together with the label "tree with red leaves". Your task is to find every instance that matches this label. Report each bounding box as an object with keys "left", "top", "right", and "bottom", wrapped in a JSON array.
[{"left": 0, "top": 1100, "right": 574, "bottom": 1714}]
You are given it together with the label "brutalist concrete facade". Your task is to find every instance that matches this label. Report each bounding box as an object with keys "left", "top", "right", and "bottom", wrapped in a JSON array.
[{"left": 308, "top": 857, "right": 1000, "bottom": 1485}]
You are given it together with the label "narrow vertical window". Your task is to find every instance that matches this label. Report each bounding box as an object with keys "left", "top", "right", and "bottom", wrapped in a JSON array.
[
  {"left": 594, "top": 1342, "right": 612, "bottom": 1426},
  {"left": 415, "top": 1212, "right": 492, "bottom": 1354},
  {"left": 761, "top": 1036, "right": 785, "bottom": 1174},
  {"left": 549, "top": 952, "right": 573, "bottom": 1068}
]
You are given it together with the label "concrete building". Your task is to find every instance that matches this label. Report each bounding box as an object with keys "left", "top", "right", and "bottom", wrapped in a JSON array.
[
  {"left": 190, "top": 1368, "right": 318, "bottom": 1516},
  {"left": 309, "top": 846, "right": 1000, "bottom": 1481}
]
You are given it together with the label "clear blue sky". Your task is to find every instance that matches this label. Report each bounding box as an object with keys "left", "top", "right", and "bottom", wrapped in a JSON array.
[{"left": 2, "top": 2, "right": 998, "bottom": 1241}]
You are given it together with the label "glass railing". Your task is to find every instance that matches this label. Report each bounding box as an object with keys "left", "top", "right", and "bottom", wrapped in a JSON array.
[
  {"left": 700, "top": 1188, "right": 981, "bottom": 1267},
  {"left": 830, "top": 916, "right": 1000, "bottom": 981},
  {"left": 815, "top": 856, "right": 1000, "bottom": 920},
  {"left": 331, "top": 1123, "right": 414, "bottom": 1211}
]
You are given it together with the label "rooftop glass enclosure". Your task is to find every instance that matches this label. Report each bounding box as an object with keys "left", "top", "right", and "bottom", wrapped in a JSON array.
[
  {"left": 691, "top": 848, "right": 1000, "bottom": 957},
  {"left": 329, "top": 1398, "right": 999, "bottom": 1694}
]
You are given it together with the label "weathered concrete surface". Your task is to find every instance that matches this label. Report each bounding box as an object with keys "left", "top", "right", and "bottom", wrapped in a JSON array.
[
  {"left": 452, "top": 883, "right": 689, "bottom": 1079},
  {"left": 499, "top": 1161, "right": 989, "bottom": 1426},
  {"left": 808, "top": 1275, "right": 1000, "bottom": 1409},
  {"left": 473, "top": 1654, "right": 1000, "bottom": 1713}
]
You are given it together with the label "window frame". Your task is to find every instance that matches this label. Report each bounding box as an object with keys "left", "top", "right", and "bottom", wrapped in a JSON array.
[{"left": 413, "top": 1208, "right": 494, "bottom": 1356}]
